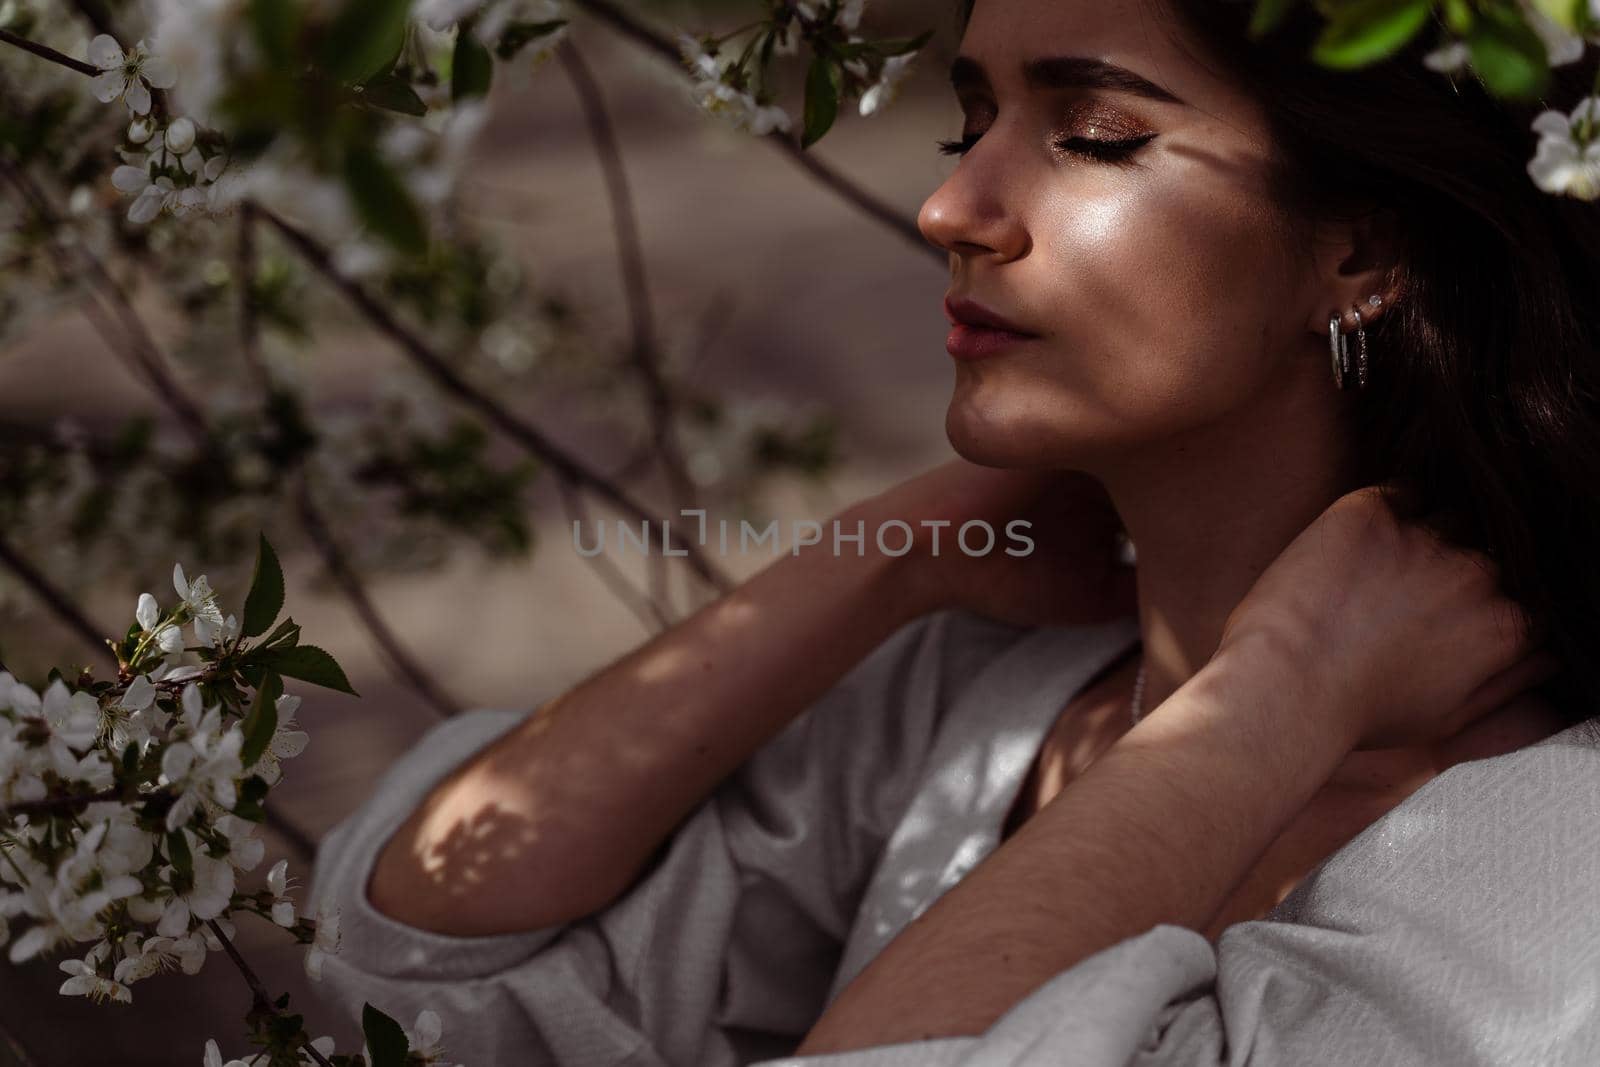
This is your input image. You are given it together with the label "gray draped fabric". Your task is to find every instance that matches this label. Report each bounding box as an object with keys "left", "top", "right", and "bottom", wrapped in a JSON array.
[{"left": 308, "top": 609, "right": 1600, "bottom": 1066}]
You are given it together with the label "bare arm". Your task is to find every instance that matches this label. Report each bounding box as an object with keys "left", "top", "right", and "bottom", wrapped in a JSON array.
[
  {"left": 794, "top": 630, "right": 1351, "bottom": 1053},
  {"left": 366, "top": 497, "right": 937, "bottom": 937}
]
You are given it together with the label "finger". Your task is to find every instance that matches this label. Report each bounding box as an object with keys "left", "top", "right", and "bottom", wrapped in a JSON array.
[{"left": 1451, "top": 649, "right": 1564, "bottom": 726}]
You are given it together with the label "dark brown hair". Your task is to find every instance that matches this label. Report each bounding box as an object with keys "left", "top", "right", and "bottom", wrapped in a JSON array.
[{"left": 956, "top": 0, "right": 1600, "bottom": 726}]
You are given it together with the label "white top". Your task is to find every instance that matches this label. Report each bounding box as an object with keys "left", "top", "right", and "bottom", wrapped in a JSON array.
[{"left": 307, "top": 609, "right": 1600, "bottom": 1066}]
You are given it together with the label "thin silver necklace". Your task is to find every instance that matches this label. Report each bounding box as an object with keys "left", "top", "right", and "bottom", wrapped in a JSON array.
[{"left": 1130, "top": 659, "right": 1147, "bottom": 726}]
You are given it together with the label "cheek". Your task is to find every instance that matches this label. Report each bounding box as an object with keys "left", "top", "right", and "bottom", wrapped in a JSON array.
[{"left": 1037, "top": 169, "right": 1298, "bottom": 410}]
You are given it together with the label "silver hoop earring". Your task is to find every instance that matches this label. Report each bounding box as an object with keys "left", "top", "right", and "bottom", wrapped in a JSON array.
[
  {"left": 1351, "top": 306, "right": 1369, "bottom": 390},
  {"left": 1328, "top": 298, "right": 1378, "bottom": 391},
  {"left": 1328, "top": 311, "right": 1348, "bottom": 390}
]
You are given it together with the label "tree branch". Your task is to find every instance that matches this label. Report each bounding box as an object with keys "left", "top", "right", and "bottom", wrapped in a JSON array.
[
  {"left": 0, "top": 531, "right": 117, "bottom": 669},
  {"left": 0, "top": 157, "right": 213, "bottom": 451},
  {"left": 568, "top": 0, "right": 937, "bottom": 259},
  {"left": 557, "top": 38, "right": 700, "bottom": 522},
  {"left": 257, "top": 206, "right": 734, "bottom": 594},
  {"left": 0, "top": 27, "right": 99, "bottom": 76},
  {"left": 236, "top": 205, "right": 463, "bottom": 720},
  {"left": 290, "top": 475, "right": 463, "bottom": 718},
  {"left": 206, "top": 919, "right": 335, "bottom": 1067}
]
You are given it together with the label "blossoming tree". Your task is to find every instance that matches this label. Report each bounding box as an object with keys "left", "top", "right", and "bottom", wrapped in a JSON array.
[{"left": 0, "top": 0, "right": 1597, "bottom": 1063}]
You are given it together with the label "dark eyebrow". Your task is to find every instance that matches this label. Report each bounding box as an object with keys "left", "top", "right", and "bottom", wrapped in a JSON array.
[{"left": 949, "top": 54, "right": 1186, "bottom": 106}]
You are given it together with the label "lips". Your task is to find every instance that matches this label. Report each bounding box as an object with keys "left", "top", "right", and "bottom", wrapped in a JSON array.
[
  {"left": 943, "top": 296, "right": 1039, "bottom": 336},
  {"left": 943, "top": 295, "right": 1040, "bottom": 361}
]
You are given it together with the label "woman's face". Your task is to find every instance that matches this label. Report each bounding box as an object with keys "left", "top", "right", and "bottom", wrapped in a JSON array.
[{"left": 920, "top": 0, "right": 1330, "bottom": 470}]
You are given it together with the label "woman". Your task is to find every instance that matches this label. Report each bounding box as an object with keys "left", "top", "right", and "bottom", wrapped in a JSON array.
[{"left": 307, "top": 1, "right": 1600, "bottom": 1063}]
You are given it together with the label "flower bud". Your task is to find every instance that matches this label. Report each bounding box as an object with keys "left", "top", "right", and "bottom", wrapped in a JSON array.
[
  {"left": 127, "top": 117, "right": 153, "bottom": 144},
  {"left": 164, "top": 117, "right": 196, "bottom": 154}
]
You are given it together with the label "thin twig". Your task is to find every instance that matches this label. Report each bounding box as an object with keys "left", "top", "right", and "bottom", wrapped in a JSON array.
[
  {"left": 557, "top": 478, "right": 671, "bottom": 632},
  {"left": 0, "top": 158, "right": 213, "bottom": 449},
  {"left": 0, "top": 787, "right": 122, "bottom": 820},
  {"left": 236, "top": 206, "right": 462, "bottom": 720},
  {"left": 206, "top": 919, "right": 335, "bottom": 1067},
  {"left": 0, "top": 27, "right": 99, "bottom": 76},
  {"left": 568, "top": 0, "right": 936, "bottom": 259},
  {"left": 6, "top": 160, "right": 456, "bottom": 727},
  {"left": 291, "top": 476, "right": 464, "bottom": 718},
  {"left": 0, "top": 533, "right": 117, "bottom": 669},
  {"left": 257, "top": 206, "right": 734, "bottom": 594},
  {"left": 557, "top": 39, "right": 699, "bottom": 520}
]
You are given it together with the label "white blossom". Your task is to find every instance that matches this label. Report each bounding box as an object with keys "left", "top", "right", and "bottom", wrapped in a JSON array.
[
  {"left": 135, "top": 592, "right": 185, "bottom": 654},
  {"left": 859, "top": 53, "right": 913, "bottom": 117},
  {"left": 194, "top": 612, "right": 239, "bottom": 649},
  {"left": 174, "top": 564, "right": 225, "bottom": 627},
  {"left": 159, "top": 685, "right": 245, "bottom": 831},
  {"left": 215, "top": 814, "right": 265, "bottom": 871},
  {"left": 165, "top": 117, "right": 198, "bottom": 154},
  {"left": 678, "top": 35, "right": 792, "bottom": 135},
  {"left": 155, "top": 831, "right": 236, "bottom": 936},
  {"left": 1529, "top": 96, "right": 1600, "bottom": 200},
  {"left": 247, "top": 693, "right": 309, "bottom": 787},
  {"left": 400, "top": 1009, "right": 458, "bottom": 1065},
  {"left": 87, "top": 35, "right": 177, "bottom": 116},
  {"left": 303, "top": 904, "right": 340, "bottom": 980},
  {"left": 58, "top": 943, "right": 132, "bottom": 1004},
  {"left": 202, "top": 1038, "right": 260, "bottom": 1067},
  {"left": 150, "top": 0, "right": 253, "bottom": 128},
  {"left": 265, "top": 858, "right": 296, "bottom": 927}
]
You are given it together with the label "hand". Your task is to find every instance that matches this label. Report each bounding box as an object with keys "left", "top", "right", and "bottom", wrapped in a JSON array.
[
  {"left": 1217, "top": 485, "right": 1561, "bottom": 752},
  {"left": 849, "top": 458, "right": 1137, "bottom": 628}
]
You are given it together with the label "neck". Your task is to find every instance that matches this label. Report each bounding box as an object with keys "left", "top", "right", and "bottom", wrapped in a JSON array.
[{"left": 1088, "top": 368, "right": 1419, "bottom": 787}]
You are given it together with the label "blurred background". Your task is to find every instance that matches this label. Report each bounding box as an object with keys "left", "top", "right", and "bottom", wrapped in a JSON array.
[{"left": 0, "top": 0, "right": 973, "bottom": 1061}]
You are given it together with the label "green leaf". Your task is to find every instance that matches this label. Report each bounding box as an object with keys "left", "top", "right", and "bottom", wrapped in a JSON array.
[
  {"left": 1467, "top": 5, "right": 1553, "bottom": 99},
  {"left": 242, "top": 534, "right": 285, "bottom": 639},
  {"left": 362, "top": 1004, "right": 410, "bottom": 1067},
  {"left": 240, "top": 670, "right": 283, "bottom": 769},
  {"left": 319, "top": 0, "right": 412, "bottom": 84},
  {"left": 259, "top": 644, "right": 358, "bottom": 696},
  {"left": 802, "top": 53, "right": 841, "bottom": 149},
  {"left": 343, "top": 144, "right": 428, "bottom": 256},
  {"left": 494, "top": 18, "right": 568, "bottom": 60},
  {"left": 261, "top": 617, "right": 302, "bottom": 649},
  {"left": 1248, "top": 0, "right": 1302, "bottom": 38},
  {"left": 1310, "top": 0, "right": 1432, "bottom": 68},
  {"left": 361, "top": 73, "right": 429, "bottom": 116},
  {"left": 166, "top": 829, "right": 194, "bottom": 878},
  {"left": 1441, "top": 0, "right": 1475, "bottom": 34},
  {"left": 233, "top": 775, "right": 270, "bottom": 821},
  {"left": 453, "top": 27, "right": 494, "bottom": 101}
]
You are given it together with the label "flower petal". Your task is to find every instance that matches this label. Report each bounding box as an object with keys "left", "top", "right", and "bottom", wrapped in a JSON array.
[
  {"left": 128, "top": 187, "right": 164, "bottom": 224},
  {"left": 90, "top": 70, "right": 126, "bottom": 104},
  {"left": 123, "top": 80, "right": 152, "bottom": 116},
  {"left": 141, "top": 55, "right": 177, "bottom": 90},
  {"left": 87, "top": 35, "right": 124, "bottom": 70},
  {"left": 112, "top": 165, "right": 150, "bottom": 194}
]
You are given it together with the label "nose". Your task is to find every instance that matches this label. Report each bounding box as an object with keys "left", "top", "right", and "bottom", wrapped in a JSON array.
[{"left": 917, "top": 136, "right": 1030, "bottom": 264}]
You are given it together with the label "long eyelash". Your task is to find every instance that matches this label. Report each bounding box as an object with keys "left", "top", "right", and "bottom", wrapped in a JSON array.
[
  {"left": 1057, "top": 134, "right": 1156, "bottom": 163},
  {"left": 936, "top": 134, "right": 979, "bottom": 156},
  {"left": 935, "top": 132, "right": 1156, "bottom": 162}
]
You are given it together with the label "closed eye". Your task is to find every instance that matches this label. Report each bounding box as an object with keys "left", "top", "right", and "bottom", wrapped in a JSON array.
[{"left": 936, "top": 131, "right": 1156, "bottom": 163}]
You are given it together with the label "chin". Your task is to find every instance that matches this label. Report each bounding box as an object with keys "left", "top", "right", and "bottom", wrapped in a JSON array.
[{"left": 944, "top": 398, "right": 1056, "bottom": 469}]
